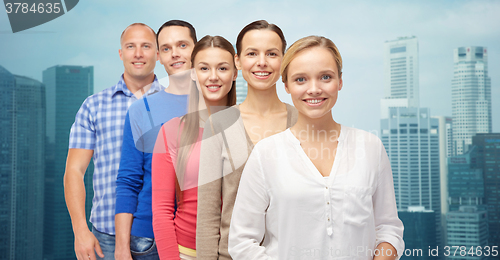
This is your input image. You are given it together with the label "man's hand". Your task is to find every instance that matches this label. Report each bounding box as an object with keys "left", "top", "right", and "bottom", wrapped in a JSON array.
[
  {"left": 115, "top": 213, "right": 134, "bottom": 260},
  {"left": 74, "top": 228, "right": 104, "bottom": 260}
]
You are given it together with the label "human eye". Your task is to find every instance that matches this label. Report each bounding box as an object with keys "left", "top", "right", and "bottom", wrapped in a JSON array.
[
  {"left": 247, "top": 52, "right": 256, "bottom": 56},
  {"left": 321, "top": 74, "right": 332, "bottom": 80},
  {"left": 294, "top": 77, "right": 306, "bottom": 83},
  {"left": 162, "top": 47, "right": 170, "bottom": 52},
  {"left": 267, "top": 52, "right": 278, "bottom": 57},
  {"left": 219, "top": 66, "right": 229, "bottom": 71},
  {"left": 200, "top": 66, "right": 209, "bottom": 71},
  {"left": 126, "top": 45, "right": 134, "bottom": 49},
  {"left": 143, "top": 44, "right": 151, "bottom": 49},
  {"left": 180, "top": 43, "right": 187, "bottom": 48}
]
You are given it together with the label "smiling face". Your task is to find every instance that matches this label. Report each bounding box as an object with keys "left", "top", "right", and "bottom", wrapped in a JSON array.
[
  {"left": 194, "top": 47, "right": 236, "bottom": 107},
  {"left": 119, "top": 25, "right": 158, "bottom": 81},
  {"left": 158, "top": 26, "right": 195, "bottom": 75},
  {"left": 285, "top": 46, "right": 343, "bottom": 120},
  {"left": 235, "top": 29, "right": 283, "bottom": 90}
]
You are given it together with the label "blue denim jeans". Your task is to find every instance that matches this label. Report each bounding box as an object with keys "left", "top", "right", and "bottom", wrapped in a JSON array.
[
  {"left": 130, "top": 235, "right": 159, "bottom": 260},
  {"left": 92, "top": 226, "right": 116, "bottom": 260}
]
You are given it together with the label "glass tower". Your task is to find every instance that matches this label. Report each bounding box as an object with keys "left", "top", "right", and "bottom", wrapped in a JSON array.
[
  {"left": 472, "top": 133, "right": 500, "bottom": 249},
  {"left": 43, "top": 65, "right": 94, "bottom": 260},
  {"left": 381, "top": 36, "right": 419, "bottom": 118},
  {"left": 452, "top": 47, "right": 491, "bottom": 155},
  {"left": 0, "top": 65, "right": 45, "bottom": 260}
]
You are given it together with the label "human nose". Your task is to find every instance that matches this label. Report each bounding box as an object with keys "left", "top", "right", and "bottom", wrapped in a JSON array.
[
  {"left": 209, "top": 69, "right": 218, "bottom": 81},
  {"left": 171, "top": 47, "right": 180, "bottom": 58},
  {"left": 134, "top": 47, "right": 144, "bottom": 58},
  {"left": 257, "top": 54, "right": 267, "bottom": 67},
  {"left": 307, "top": 79, "right": 322, "bottom": 95}
]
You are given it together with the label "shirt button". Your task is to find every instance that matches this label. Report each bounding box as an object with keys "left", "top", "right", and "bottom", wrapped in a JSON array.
[
  {"left": 326, "top": 187, "right": 329, "bottom": 189},
  {"left": 328, "top": 218, "right": 330, "bottom": 221},
  {"left": 327, "top": 201, "right": 330, "bottom": 205}
]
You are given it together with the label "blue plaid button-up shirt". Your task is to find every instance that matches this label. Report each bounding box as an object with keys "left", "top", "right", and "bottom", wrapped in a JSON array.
[{"left": 68, "top": 75, "right": 164, "bottom": 235}]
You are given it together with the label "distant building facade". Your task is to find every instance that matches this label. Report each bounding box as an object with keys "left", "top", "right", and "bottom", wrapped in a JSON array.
[
  {"left": 451, "top": 46, "right": 491, "bottom": 155},
  {"left": 43, "top": 65, "right": 94, "bottom": 260},
  {"left": 0, "top": 65, "right": 45, "bottom": 260}
]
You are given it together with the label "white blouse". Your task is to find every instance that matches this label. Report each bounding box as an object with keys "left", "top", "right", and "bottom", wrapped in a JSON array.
[{"left": 228, "top": 126, "right": 404, "bottom": 259}]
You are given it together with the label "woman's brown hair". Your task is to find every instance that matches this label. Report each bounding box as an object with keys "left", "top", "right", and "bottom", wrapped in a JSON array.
[
  {"left": 175, "top": 35, "right": 237, "bottom": 206},
  {"left": 236, "top": 20, "right": 287, "bottom": 56}
]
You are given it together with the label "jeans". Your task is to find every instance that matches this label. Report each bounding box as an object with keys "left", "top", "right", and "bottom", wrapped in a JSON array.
[
  {"left": 92, "top": 226, "right": 116, "bottom": 260},
  {"left": 130, "top": 235, "right": 159, "bottom": 260}
]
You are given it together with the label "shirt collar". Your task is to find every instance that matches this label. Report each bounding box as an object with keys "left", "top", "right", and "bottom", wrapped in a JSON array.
[{"left": 112, "top": 74, "right": 162, "bottom": 97}]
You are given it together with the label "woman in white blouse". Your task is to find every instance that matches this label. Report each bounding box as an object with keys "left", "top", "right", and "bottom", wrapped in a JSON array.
[{"left": 228, "top": 36, "right": 404, "bottom": 260}]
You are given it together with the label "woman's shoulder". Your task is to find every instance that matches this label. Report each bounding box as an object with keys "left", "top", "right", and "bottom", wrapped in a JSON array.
[{"left": 341, "top": 125, "right": 383, "bottom": 147}]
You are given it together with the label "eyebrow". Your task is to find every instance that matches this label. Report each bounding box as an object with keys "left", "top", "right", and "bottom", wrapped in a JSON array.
[
  {"left": 197, "top": 62, "right": 231, "bottom": 66},
  {"left": 244, "top": 47, "right": 280, "bottom": 52}
]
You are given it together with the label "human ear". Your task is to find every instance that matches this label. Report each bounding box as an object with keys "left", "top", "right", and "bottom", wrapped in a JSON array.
[
  {"left": 284, "top": 82, "right": 290, "bottom": 94},
  {"left": 235, "top": 54, "right": 242, "bottom": 70},
  {"left": 119, "top": 49, "right": 123, "bottom": 61}
]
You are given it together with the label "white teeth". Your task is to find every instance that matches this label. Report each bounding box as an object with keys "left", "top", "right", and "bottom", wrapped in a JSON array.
[
  {"left": 306, "top": 99, "right": 323, "bottom": 104},
  {"left": 172, "top": 62, "right": 184, "bottom": 66},
  {"left": 254, "top": 72, "right": 270, "bottom": 76},
  {"left": 133, "top": 63, "right": 144, "bottom": 65},
  {"left": 207, "top": 86, "right": 220, "bottom": 89}
]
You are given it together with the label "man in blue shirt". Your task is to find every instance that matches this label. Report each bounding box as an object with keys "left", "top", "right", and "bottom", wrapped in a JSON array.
[
  {"left": 64, "top": 23, "right": 163, "bottom": 260},
  {"left": 114, "top": 20, "right": 197, "bottom": 260}
]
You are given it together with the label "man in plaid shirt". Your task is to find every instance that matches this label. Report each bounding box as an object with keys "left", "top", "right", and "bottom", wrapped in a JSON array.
[{"left": 64, "top": 23, "right": 163, "bottom": 260}]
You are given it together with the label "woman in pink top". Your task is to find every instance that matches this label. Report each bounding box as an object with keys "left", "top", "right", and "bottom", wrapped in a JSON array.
[{"left": 152, "top": 35, "right": 237, "bottom": 260}]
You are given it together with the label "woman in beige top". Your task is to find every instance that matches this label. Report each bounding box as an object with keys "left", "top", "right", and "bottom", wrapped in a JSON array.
[{"left": 196, "top": 20, "right": 298, "bottom": 259}]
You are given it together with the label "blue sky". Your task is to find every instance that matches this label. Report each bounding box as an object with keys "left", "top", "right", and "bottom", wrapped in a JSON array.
[{"left": 1, "top": 0, "right": 499, "bottom": 132}]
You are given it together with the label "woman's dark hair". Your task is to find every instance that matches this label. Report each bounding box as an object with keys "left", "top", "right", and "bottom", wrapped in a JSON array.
[
  {"left": 236, "top": 20, "right": 286, "bottom": 56},
  {"left": 156, "top": 20, "right": 197, "bottom": 48}
]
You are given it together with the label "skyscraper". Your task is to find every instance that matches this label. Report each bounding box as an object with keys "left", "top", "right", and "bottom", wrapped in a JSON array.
[
  {"left": 43, "top": 65, "right": 94, "bottom": 260},
  {"left": 381, "top": 36, "right": 419, "bottom": 118},
  {"left": 236, "top": 69, "right": 247, "bottom": 104},
  {"left": 447, "top": 146, "right": 485, "bottom": 212},
  {"left": 398, "top": 206, "right": 437, "bottom": 260},
  {"left": 0, "top": 65, "right": 45, "bottom": 260},
  {"left": 451, "top": 46, "right": 491, "bottom": 155},
  {"left": 380, "top": 36, "right": 442, "bottom": 249},
  {"left": 446, "top": 206, "right": 489, "bottom": 260},
  {"left": 472, "top": 133, "right": 500, "bottom": 249}
]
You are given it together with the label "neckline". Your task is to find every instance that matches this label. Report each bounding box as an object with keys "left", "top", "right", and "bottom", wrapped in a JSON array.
[
  {"left": 237, "top": 103, "right": 293, "bottom": 148},
  {"left": 285, "top": 126, "right": 344, "bottom": 181}
]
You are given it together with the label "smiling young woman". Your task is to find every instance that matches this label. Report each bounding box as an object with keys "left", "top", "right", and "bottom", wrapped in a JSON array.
[
  {"left": 152, "top": 35, "right": 236, "bottom": 260},
  {"left": 196, "top": 20, "right": 298, "bottom": 260},
  {"left": 228, "top": 36, "right": 405, "bottom": 260}
]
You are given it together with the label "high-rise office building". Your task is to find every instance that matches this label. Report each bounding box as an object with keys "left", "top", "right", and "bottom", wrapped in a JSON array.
[
  {"left": 451, "top": 46, "right": 491, "bottom": 155},
  {"left": 446, "top": 206, "right": 489, "bottom": 260},
  {"left": 380, "top": 36, "right": 442, "bottom": 248},
  {"left": 43, "top": 65, "right": 94, "bottom": 260},
  {"left": 236, "top": 69, "right": 247, "bottom": 104},
  {"left": 0, "top": 65, "right": 45, "bottom": 260},
  {"left": 381, "top": 107, "right": 441, "bottom": 247},
  {"left": 381, "top": 36, "right": 419, "bottom": 118},
  {"left": 398, "top": 206, "right": 437, "bottom": 260},
  {"left": 434, "top": 116, "right": 453, "bottom": 246},
  {"left": 472, "top": 133, "right": 500, "bottom": 249},
  {"left": 447, "top": 146, "right": 485, "bottom": 212}
]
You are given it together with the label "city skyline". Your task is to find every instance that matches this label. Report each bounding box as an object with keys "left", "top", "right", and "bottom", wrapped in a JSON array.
[{"left": 0, "top": 0, "right": 498, "bottom": 133}]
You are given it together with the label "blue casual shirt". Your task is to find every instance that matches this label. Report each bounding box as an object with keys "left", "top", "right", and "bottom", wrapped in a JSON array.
[
  {"left": 68, "top": 75, "right": 164, "bottom": 235},
  {"left": 115, "top": 90, "right": 188, "bottom": 238}
]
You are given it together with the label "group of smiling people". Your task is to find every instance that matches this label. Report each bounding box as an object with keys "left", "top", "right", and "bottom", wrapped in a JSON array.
[{"left": 65, "top": 19, "right": 404, "bottom": 260}]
